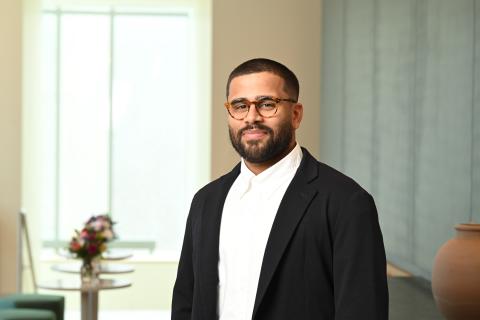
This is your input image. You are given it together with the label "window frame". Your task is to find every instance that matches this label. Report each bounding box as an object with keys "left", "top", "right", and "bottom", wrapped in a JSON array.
[{"left": 41, "top": 7, "right": 207, "bottom": 257}]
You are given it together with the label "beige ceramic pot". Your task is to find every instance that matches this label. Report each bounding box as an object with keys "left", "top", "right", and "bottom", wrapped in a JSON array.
[{"left": 432, "top": 223, "right": 480, "bottom": 319}]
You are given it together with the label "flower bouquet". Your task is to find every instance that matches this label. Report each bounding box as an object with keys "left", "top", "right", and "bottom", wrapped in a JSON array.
[{"left": 68, "top": 214, "right": 116, "bottom": 282}]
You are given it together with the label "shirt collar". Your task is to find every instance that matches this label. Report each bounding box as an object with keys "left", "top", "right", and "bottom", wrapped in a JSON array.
[{"left": 237, "top": 143, "right": 303, "bottom": 198}]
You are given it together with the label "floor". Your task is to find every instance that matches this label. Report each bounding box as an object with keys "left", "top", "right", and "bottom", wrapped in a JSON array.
[
  {"left": 65, "top": 310, "right": 170, "bottom": 320},
  {"left": 388, "top": 277, "right": 444, "bottom": 320},
  {"left": 65, "top": 276, "right": 443, "bottom": 320}
]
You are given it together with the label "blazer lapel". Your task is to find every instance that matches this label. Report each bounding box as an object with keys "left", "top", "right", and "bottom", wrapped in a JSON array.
[
  {"left": 252, "top": 149, "right": 319, "bottom": 319},
  {"left": 197, "top": 164, "right": 240, "bottom": 319}
]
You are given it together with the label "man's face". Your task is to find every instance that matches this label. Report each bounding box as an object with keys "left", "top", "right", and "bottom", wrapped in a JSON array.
[{"left": 227, "top": 71, "right": 303, "bottom": 164}]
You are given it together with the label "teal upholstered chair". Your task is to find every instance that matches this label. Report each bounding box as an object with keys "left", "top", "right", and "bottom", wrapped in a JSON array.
[
  {"left": 0, "top": 294, "right": 64, "bottom": 320},
  {"left": 3, "top": 213, "right": 65, "bottom": 319},
  {"left": 0, "top": 309, "right": 56, "bottom": 320},
  {"left": 0, "top": 214, "right": 64, "bottom": 319}
]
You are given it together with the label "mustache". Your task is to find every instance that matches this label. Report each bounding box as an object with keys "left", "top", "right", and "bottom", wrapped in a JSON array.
[{"left": 238, "top": 124, "right": 273, "bottom": 136}]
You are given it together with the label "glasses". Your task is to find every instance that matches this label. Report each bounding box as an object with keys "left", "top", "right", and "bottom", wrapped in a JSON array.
[{"left": 224, "top": 96, "right": 297, "bottom": 120}]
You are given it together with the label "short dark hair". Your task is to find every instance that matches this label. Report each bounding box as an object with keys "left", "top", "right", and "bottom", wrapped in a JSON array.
[{"left": 226, "top": 58, "right": 299, "bottom": 101}]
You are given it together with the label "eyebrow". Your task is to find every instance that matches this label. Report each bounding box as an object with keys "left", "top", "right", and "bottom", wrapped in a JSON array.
[
  {"left": 229, "top": 96, "right": 275, "bottom": 104},
  {"left": 256, "top": 95, "right": 274, "bottom": 100},
  {"left": 229, "top": 97, "right": 246, "bottom": 104}
]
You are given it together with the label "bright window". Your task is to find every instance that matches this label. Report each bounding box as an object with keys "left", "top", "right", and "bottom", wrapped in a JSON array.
[{"left": 41, "top": 7, "right": 206, "bottom": 257}]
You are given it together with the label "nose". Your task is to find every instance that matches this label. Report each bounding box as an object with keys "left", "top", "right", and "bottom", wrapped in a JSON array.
[{"left": 244, "top": 102, "right": 263, "bottom": 123}]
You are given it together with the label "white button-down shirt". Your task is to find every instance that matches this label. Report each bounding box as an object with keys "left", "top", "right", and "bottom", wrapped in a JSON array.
[{"left": 217, "top": 143, "right": 303, "bottom": 320}]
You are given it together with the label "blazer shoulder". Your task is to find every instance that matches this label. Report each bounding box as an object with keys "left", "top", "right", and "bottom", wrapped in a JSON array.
[
  {"left": 318, "top": 162, "right": 366, "bottom": 195},
  {"left": 302, "top": 149, "right": 370, "bottom": 200},
  {"left": 302, "top": 150, "right": 378, "bottom": 231},
  {"left": 192, "top": 163, "right": 241, "bottom": 201}
]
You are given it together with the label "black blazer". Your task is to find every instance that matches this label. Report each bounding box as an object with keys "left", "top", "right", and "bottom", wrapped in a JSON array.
[{"left": 172, "top": 148, "right": 388, "bottom": 320}]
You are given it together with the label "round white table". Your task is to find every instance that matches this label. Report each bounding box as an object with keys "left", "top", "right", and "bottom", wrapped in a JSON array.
[
  {"left": 57, "top": 249, "right": 133, "bottom": 260},
  {"left": 52, "top": 263, "right": 134, "bottom": 274},
  {"left": 37, "top": 278, "right": 131, "bottom": 320}
]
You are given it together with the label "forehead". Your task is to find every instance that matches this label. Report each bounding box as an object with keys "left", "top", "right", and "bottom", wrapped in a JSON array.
[{"left": 228, "top": 72, "right": 287, "bottom": 100}]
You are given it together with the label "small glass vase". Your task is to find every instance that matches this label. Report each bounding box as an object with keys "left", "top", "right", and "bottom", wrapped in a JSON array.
[
  {"left": 80, "top": 259, "right": 93, "bottom": 282},
  {"left": 80, "top": 259, "right": 97, "bottom": 283}
]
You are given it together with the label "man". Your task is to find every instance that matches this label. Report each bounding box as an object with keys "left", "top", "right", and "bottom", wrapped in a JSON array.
[{"left": 172, "top": 58, "right": 388, "bottom": 320}]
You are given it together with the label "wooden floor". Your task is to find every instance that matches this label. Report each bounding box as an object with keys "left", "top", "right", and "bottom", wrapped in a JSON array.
[{"left": 387, "top": 262, "right": 411, "bottom": 277}]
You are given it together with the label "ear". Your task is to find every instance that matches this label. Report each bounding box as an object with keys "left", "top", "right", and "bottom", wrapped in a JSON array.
[{"left": 291, "top": 103, "right": 303, "bottom": 129}]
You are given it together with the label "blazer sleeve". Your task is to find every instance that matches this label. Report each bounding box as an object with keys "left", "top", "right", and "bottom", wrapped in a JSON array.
[
  {"left": 171, "top": 197, "right": 196, "bottom": 320},
  {"left": 332, "top": 190, "right": 389, "bottom": 320}
]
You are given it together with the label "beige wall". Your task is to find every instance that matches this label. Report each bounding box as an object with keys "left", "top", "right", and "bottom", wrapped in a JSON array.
[
  {"left": 0, "top": 0, "right": 22, "bottom": 294},
  {"left": 211, "top": 0, "right": 322, "bottom": 178}
]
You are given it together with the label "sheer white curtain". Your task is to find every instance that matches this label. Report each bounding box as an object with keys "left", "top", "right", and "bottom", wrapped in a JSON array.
[
  {"left": 33, "top": 3, "right": 210, "bottom": 259},
  {"left": 321, "top": 0, "right": 479, "bottom": 278}
]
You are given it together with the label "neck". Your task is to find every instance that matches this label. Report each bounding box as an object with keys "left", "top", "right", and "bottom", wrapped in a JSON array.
[{"left": 244, "top": 141, "right": 297, "bottom": 175}]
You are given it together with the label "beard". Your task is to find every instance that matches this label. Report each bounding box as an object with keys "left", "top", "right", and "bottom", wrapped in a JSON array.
[{"left": 229, "top": 120, "right": 294, "bottom": 164}]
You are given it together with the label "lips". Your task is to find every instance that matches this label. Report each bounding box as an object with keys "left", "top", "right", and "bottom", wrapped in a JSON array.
[
  {"left": 243, "top": 129, "right": 268, "bottom": 140},
  {"left": 239, "top": 125, "right": 272, "bottom": 141}
]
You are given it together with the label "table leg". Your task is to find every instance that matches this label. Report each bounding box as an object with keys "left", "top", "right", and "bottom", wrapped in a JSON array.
[{"left": 81, "top": 290, "right": 99, "bottom": 320}]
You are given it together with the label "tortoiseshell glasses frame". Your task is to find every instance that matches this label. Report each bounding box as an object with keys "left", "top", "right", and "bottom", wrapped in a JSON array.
[{"left": 224, "top": 96, "right": 297, "bottom": 120}]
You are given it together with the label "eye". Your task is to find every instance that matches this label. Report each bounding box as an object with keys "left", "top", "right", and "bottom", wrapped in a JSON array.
[
  {"left": 258, "top": 99, "right": 276, "bottom": 110},
  {"left": 231, "top": 102, "right": 249, "bottom": 112}
]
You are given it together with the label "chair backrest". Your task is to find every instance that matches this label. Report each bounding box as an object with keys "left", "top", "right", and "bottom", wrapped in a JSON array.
[{"left": 19, "top": 211, "right": 38, "bottom": 293}]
